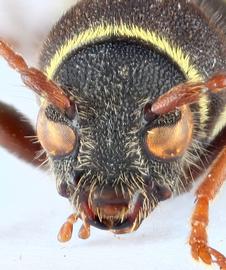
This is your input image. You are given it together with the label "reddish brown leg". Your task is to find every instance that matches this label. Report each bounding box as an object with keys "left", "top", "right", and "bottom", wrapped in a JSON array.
[
  {"left": 151, "top": 73, "right": 226, "bottom": 115},
  {"left": 0, "top": 39, "right": 74, "bottom": 117},
  {"left": 189, "top": 146, "right": 226, "bottom": 269},
  {"left": 0, "top": 101, "right": 46, "bottom": 167}
]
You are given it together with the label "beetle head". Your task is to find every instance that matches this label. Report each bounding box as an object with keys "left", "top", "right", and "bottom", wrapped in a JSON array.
[{"left": 37, "top": 40, "right": 197, "bottom": 233}]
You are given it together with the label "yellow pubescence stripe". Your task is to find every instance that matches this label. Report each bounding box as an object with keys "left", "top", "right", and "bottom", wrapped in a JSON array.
[
  {"left": 198, "top": 95, "right": 210, "bottom": 136},
  {"left": 45, "top": 23, "right": 203, "bottom": 82}
]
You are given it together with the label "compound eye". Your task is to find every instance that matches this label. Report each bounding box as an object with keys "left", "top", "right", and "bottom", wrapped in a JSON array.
[
  {"left": 37, "top": 106, "right": 77, "bottom": 157},
  {"left": 146, "top": 106, "right": 193, "bottom": 160}
]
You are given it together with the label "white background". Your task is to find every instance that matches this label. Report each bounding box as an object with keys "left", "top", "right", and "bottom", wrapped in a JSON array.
[{"left": 0, "top": 1, "right": 226, "bottom": 270}]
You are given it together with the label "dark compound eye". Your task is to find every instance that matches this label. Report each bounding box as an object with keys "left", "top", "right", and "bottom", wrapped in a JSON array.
[
  {"left": 37, "top": 105, "right": 77, "bottom": 157},
  {"left": 145, "top": 105, "right": 193, "bottom": 160}
]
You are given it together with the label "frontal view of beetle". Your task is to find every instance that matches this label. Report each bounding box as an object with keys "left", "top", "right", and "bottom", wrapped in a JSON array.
[{"left": 0, "top": 0, "right": 226, "bottom": 269}]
